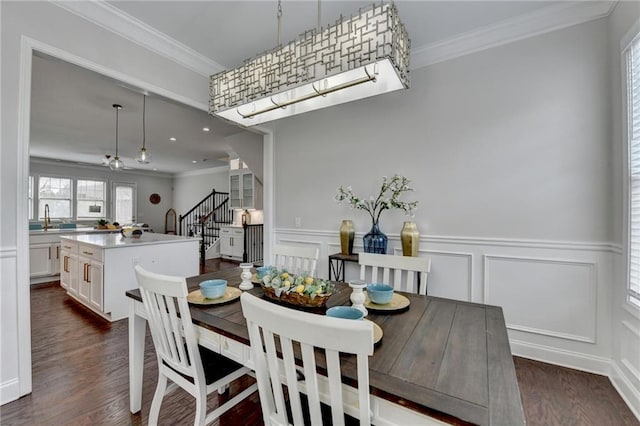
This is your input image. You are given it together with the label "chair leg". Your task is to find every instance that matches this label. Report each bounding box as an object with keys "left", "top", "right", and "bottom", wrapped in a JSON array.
[
  {"left": 149, "top": 374, "right": 168, "bottom": 426},
  {"left": 194, "top": 390, "right": 207, "bottom": 426}
]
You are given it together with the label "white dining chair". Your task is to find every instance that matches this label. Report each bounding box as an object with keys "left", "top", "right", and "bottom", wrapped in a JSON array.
[
  {"left": 134, "top": 265, "right": 257, "bottom": 426},
  {"left": 359, "top": 252, "right": 431, "bottom": 295},
  {"left": 273, "top": 244, "right": 319, "bottom": 276},
  {"left": 240, "top": 292, "right": 374, "bottom": 426}
]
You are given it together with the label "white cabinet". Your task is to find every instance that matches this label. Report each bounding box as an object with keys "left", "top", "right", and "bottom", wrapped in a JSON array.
[
  {"left": 51, "top": 243, "right": 61, "bottom": 275},
  {"left": 77, "top": 244, "right": 104, "bottom": 312},
  {"left": 30, "top": 243, "right": 53, "bottom": 277},
  {"left": 229, "top": 170, "right": 256, "bottom": 209},
  {"left": 60, "top": 240, "right": 78, "bottom": 294},
  {"left": 61, "top": 240, "right": 104, "bottom": 312},
  {"left": 220, "top": 226, "right": 244, "bottom": 261},
  {"left": 29, "top": 242, "right": 61, "bottom": 278}
]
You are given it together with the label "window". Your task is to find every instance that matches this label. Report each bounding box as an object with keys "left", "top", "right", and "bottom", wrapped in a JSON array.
[
  {"left": 626, "top": 33, "right": 640, "bottom": 307},
  {"left": 38, "top": 176, "right": 72, "bottom": 219},
  {"left": 112, "top": 182, "right": 136, "bottom": 225},
  {"left": 28, "top": 176, "right": 34, "bottom": 220},
  {"left": 77, "top": 179, "right": 106, "bottom": 219}
]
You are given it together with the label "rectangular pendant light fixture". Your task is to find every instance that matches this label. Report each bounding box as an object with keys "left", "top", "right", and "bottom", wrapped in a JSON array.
[{"left": 209, "top": 2, "right": 410, "bottom": 127}]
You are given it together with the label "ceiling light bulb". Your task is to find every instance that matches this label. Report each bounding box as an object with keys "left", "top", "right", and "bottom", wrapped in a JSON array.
[
  {"left": 136, "top": 94, "right": 152, "bottom": 165},
  {"left": 109, "top": 156, "right": 124, "bottom": 171},
  {"left": 202, "top": 127, "right": 210, "bottom": 132},
  {"left": 135, "top": 147, "right": 152, "bottom": 164},
  {"left": 192, "top": 160, "right": 198, "bottom": 163},
  {"left": 169, "top": 137, "right": 177, "bottom": 141}
]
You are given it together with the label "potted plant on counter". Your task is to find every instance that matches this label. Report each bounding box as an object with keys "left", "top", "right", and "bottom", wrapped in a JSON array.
[{"left": 95, "top": 219, "right": 109, "bottom": 229}]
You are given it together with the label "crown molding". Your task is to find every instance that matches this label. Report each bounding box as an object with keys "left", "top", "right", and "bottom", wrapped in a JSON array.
[
  {"left": 410, "top": 1, "right": 617, "bottom": 70},
  {"left": 50, "top": 0, "right": 226, "bottom": 77},
  {"left": 51, "top": 1, "right": 616, "bottom": 76}
]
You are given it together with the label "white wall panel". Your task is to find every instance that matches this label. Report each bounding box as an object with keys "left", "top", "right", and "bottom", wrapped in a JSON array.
[
  {"left": 621, "top": 320, "right": 640, "bottom": 383},
  {"left": 0, "top": 250, "right": 19, "bottom": 404},
  {"left": 411, "top": 249, "right": 472, "bottom": 301},
  {"left": 485, "top": 255, "right": 596, "bottom": 343},
  {"left": 275, "top": 229, "right": 614, "bottom": 373}
]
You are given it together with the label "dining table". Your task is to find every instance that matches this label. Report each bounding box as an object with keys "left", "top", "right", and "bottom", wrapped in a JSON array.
[{"left": 126, "top": 267, "right": 525, "bottom": 425}]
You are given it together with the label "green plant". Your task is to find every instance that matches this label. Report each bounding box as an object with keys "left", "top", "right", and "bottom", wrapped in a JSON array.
[{"left": 96, "top": 219, "right": 109, "bottom": 226}]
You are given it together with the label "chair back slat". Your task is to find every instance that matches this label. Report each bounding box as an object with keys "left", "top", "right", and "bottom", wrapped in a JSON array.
[
  {"left": 325, "top": 349, "right": 346, "bottom": 424},
  {"left": 241, "top": 293, "right": 373, "bottom": 426},
  {"left": 263, "top": 329, "right": 289, "bottom": 424},
  {"left": 281, "top": 336, "right": 305, "bottom": 425},
  {"left": 300, "top": 343, "right": 322, "bottom": 424},
  {"left": 273, "top": 244, "right": 319, "bottom": 276},
  {"left": 135, "top": 265, "right": 202, "bottom": 380},
  {"left": 359, "top": 253, "right": 431, "bottom": 295}
]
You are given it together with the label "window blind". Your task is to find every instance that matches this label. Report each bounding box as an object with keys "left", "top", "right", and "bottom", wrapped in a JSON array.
[{"left": 627, "top": 35, "right": 640, "bottom": 307}]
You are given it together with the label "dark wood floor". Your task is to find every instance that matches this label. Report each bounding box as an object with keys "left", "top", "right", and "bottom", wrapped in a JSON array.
[{"left": 2, "top": 259, "right": 638, "bottom": 425}]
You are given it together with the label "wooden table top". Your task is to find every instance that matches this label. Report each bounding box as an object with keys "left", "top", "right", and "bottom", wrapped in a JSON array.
[{"left": 126, "top": 268, "right": 525, "bottom": 425}]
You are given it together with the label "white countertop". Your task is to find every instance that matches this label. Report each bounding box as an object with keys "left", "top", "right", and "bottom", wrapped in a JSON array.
[{"left": 61, "top": 232, "right": 200, "bottom": 249}]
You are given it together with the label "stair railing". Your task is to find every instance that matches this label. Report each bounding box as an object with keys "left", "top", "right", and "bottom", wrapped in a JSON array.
[
  {"left": 243, "top": 223, "right": 264, "bottom": 264},
  {"left": 178, "top": 189, "right": 231, "bottom": 268}
]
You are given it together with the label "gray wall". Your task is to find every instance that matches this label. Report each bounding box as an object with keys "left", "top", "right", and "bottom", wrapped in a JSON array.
[
  {"left": 273, "top": 19, "right": 611, "bottom": 243},
  {"left": 173, "top": 166, "right": 230, "bottom": 218}
]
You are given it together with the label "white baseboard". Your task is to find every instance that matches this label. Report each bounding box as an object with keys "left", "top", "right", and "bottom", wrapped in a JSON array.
[
  {"left": 511, "top": 339, "right": 611, "bottom": 375},
  {"left": 0, "top": 378, "right": 21, "bottom": 406},
  {"left": 610, "top": 361, "right": 640, "bottom": 422}
]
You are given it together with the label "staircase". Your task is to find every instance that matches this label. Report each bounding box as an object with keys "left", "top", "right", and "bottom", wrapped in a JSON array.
[{"left": 179, "top": 189, "right": 232, "bottom": 267}]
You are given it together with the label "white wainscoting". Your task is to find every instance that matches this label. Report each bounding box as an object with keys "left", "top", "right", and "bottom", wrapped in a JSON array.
[
  {"left": 1, "top": 248, "right": 20, "bottom": 405},
  {"left": 275, "top": 228, "right": 616, "bottom": 374},
  {"left": 484, "top": 255, "right": 597, "bottom": 343}
]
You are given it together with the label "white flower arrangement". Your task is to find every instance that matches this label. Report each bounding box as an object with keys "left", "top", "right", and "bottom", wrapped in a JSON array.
[{"left": 335, "top": 174, "right": 418, "bottom": 224}]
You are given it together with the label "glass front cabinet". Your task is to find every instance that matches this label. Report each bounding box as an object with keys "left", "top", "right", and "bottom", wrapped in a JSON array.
[{"left": 229, "top": 169, "right": 255, "bottom": 209}]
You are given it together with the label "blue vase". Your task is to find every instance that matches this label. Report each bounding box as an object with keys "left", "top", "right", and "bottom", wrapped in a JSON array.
[{"left": 363, "top": 222, "right": 387, "bottom": 254}]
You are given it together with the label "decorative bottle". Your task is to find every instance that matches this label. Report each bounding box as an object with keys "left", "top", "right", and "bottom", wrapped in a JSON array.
[
  {"left": 339, "top": 220, "right": 355, "bottom": 255},
  {"left": 400, "top": 221, "right": 419, "bottom": 256}
]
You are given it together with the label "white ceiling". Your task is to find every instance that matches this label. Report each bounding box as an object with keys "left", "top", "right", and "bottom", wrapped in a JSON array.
[{"left": 31, "top": 1, "right": 575, "bottom": 174}]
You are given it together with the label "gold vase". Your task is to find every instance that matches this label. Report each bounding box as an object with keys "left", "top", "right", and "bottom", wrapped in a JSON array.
[
  {"left": 401, "top": 221, "right": 419, "bottom": 257},
  {"left": 339, "top": 220, "right": 355, "bottom": 255}
]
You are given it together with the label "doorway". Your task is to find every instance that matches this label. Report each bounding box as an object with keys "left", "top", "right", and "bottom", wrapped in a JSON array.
[{"left": 14, "top": 40, "right": 274, "bottom": 402}]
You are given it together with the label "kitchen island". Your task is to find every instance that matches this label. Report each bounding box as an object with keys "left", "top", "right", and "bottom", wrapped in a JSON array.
[{"left": 60, "top": 233, "right": 199, "bottom": 321}]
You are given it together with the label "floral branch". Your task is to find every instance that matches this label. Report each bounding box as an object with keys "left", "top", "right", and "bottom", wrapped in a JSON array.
[{"left": 334, "top": 174, "right": 418, "bottom": 223}]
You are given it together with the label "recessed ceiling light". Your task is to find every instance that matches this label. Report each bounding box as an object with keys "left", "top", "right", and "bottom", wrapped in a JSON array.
[
  {"left": 202, "top": 127, "right": 210, "bottom": 132},
  {"left": 169, "top": 137, "right": 177, "bottom": 141},
  {"left": 192, "top": 160, "right": 198, "bottom": 163}
]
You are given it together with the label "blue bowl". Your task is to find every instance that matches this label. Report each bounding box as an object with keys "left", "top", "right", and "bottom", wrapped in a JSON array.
[
  {"left": 326, "top": 306, "right": 364, "bottom": 320},
  {"left": 199, "top": 279, "right": 227, "bottom": 299},
  {"left": 367, "top": 283, "right": 394, "bottom": 304}
]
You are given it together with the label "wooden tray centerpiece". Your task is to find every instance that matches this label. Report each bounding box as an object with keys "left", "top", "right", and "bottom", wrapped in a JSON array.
[{"left": 259, "top": 267, "right": 334, "bottom": 308}]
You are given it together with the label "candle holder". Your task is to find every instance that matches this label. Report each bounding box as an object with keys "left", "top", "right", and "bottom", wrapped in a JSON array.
[
  {"left": 239, "top": 263, "right": 254, "bottom": 291},
  {"left": 349, "top": 279, "right": 368, "bottom": 316}
]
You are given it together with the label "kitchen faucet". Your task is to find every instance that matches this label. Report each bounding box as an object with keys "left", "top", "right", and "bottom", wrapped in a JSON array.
[{"left": 44, "top": 204, "right": 50, "bottom": 231}]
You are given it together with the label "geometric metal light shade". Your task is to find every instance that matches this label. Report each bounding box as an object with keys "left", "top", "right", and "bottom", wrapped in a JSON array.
[{"left": 209, "top": 3, "right": 410, "bottom": 127}]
